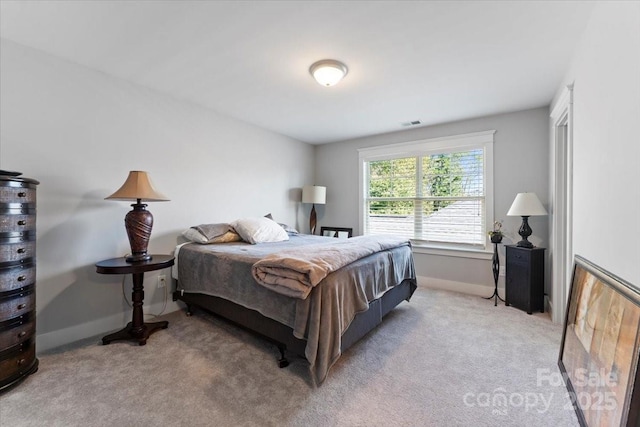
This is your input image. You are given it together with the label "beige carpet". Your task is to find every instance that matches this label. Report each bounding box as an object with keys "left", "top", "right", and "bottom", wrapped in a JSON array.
[{"left": 0, "top": 287, "right": 578, "bottom": 426}]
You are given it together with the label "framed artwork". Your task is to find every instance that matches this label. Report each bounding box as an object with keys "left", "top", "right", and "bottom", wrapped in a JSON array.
[
  {"left": 320, "top": 227, "right": 353, "bottom": 239},
  {"left": 559, "top": 255, "right": 640, "bottom": 427}
]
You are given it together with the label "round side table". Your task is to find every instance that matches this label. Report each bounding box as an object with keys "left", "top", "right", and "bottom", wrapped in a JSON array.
[{"left": 96, "top": 255, "right": 174, "bottom": 345}]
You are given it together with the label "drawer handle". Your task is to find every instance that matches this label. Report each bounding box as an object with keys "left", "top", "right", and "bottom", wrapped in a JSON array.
[
  {"left": 17, "top": 303, "right": 27, "bottom": 310},
  {"left": 17, "top": 248, "right": 26, "bottom": 254},
  {"left": 17, "top": 220, "right": 27, "bottom": 226},
  {"left": 17, "top": 358, "right": 26, "bottom": 366},
  {"left": 17, "top": 275, "right": 26, "bottom": 282},
  {"left": 18, "top": 331, "right": 27, "bottom": 338},
  {"left": 18, "top": 192, "right": 27, "bottom": 198}
]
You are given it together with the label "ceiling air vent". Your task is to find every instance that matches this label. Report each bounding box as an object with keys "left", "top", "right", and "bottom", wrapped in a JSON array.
[{"left": 401, "top": 120, "right": 422, "bottom": 127}]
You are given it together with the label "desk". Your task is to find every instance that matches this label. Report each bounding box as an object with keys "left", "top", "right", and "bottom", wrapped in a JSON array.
[{"left": 96, "top": 255, "right": 174, "bottom": 345}]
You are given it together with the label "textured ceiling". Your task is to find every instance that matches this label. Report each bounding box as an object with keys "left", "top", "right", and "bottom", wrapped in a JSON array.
[{"left": 0, "top": 1, "right": 595, "bottom": 144}]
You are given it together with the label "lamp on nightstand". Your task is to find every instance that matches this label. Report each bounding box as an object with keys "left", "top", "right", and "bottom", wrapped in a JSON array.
[
  {"left": 507, "top": 192, "right": 547, "bottom": 248},
  {"left": 302, "top": 185, "right": 326, "bottom": 235},
  {"left": 106, "top": 171, "right": 169, "bottom": 263}
]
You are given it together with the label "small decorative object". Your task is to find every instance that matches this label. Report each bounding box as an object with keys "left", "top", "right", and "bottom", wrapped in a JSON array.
[
  {"left": 105, "top": 171, "right": 169, "bottom": 263},
  {"left": 484, "top": 220, "right": 504, "bottom": 306},
  {"left": 302, "top": 185, "right": 326, "bottom": 235},
  {"left": 488, "top": 220, "right": 503, "bottom": 243},
  {"left": 506, "top": 192, "right": 547, "bottom": 248},
  {"left": 559, "top": 256, "right": 640, "bottom": 427}
]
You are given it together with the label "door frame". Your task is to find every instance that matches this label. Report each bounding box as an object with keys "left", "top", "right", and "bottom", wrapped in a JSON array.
[{"left": 549, "top": 84, "right": 574, "bottom": 324}]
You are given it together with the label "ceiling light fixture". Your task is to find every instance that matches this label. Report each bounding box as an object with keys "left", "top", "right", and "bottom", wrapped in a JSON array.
[{"left": 309, "top": 59, "right": 348, "bottom": 87}]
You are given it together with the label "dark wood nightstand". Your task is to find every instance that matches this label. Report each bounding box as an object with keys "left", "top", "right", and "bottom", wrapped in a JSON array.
[
  {"left": 505, "top": 246, "right": 545, "bottom": 314},
  {"left": 96, "top": 255, "right": 174, "bottom": 345}
]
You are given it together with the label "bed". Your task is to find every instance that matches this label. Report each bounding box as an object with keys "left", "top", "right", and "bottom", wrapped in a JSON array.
[{"left": 172, "top": 230, "right": 416, "bottom": 384}]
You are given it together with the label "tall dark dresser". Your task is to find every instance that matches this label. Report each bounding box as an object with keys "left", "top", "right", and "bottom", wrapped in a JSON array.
[{"left": 0, "top": 174, "right": 39, "bottom": 391}]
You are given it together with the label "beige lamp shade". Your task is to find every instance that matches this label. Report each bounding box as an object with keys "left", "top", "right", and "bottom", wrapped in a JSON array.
[
  {"left": 302, "top": 185, "right": 326, "bottom": 205},
  {"left": 106, "top": 171, "right": 169, "bottom": 202},
  {"left": 506, "top": 192, "right": 547, "bottom": 217}
]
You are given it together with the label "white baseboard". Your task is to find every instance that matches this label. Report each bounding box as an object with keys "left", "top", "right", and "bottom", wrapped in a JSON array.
[
  {"left": 417, "top": 275, "right": 499, "bottom": 297},
  {"left": 545, "top": 295, "right": 559, "bottom": 323},
  {"left": 36, "top": 300, "right": 182, "bottom": 354}
]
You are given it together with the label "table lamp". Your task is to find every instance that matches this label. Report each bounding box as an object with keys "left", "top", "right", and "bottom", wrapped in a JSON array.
[
  {"left": 506, "top": 192, "right": 547, "bottom": 248},
  {"left": 302, "top": 185, "right": 326, "bottom": 235},
  {"left": 106, "top": 171, "right": 169, "bottom": 262}
]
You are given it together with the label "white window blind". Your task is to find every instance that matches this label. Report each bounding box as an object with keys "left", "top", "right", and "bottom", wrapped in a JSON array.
[{"left": 359, "top": 131, "right": 494, "bottom": 250}]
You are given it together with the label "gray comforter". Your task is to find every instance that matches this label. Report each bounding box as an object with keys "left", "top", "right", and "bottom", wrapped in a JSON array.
[{"left": 176, "top": 234, "right": 415, "bottom": 384}]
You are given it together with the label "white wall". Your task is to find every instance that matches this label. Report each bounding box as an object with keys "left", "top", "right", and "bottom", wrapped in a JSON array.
[
  {"left": 551, "top": 1, "right": 640, "bottom": 289},
  {"left": 0, "top": 39, "right": 314, "bottom": 351},
  {"left": 315, "top": 107, "right": 550, "bottom": 296}
]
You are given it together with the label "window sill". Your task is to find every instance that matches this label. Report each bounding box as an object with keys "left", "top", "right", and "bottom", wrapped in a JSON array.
[{"left": 411, "top": 243, "right": 493, "bottom": 260}]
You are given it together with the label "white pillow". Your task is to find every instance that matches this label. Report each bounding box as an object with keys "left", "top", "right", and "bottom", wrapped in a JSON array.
[{"left": 232, "top": 217, "right": 289, "bottom": 244}]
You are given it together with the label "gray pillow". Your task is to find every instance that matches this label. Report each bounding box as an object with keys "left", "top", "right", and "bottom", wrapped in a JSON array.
[{"left": 182, "top": 223, "right": 241, "bottom": 244}]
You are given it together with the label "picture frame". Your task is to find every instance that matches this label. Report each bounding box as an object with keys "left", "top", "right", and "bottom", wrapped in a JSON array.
[
  {"left": 320, "top": 226, "right": 353, "bottom": 239},
  {"left": 559, "top": 255, "right": 640, "bottom": 427}
]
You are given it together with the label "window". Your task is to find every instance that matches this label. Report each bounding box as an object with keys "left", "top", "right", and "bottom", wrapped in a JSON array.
[{"left": 359, "top": 131, "right": 494, "bottom": 251}]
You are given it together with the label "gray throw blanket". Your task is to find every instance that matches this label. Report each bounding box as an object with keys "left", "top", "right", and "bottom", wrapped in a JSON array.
[{"left": 252, "top": 235, "right": 410, "bottom": 299}]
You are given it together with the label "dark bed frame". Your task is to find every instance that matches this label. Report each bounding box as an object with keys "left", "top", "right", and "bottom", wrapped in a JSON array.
[{"left": 172, "top": 278, "right": 416, "bottom": 368}]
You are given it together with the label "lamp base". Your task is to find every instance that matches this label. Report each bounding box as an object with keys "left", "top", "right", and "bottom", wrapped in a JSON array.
[
  {"left": 516, "top": 216, "right": 534, "bottom": 248},
  {"left": 309, "top": 203, "right": 317, "bottom": 235},
  {"left": 516, "top": 240, "right": 534, "bottom": 249},
  {"left": 124, "top": 202, "right": 154, "bottom": 264},
  {"left": 126, "top": 253, "right": 152, "bottom": 263}
]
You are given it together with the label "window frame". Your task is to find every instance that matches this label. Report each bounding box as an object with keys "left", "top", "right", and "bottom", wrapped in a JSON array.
[{"left": 358, "top": 130, "right": 495, "bottom": 257}]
